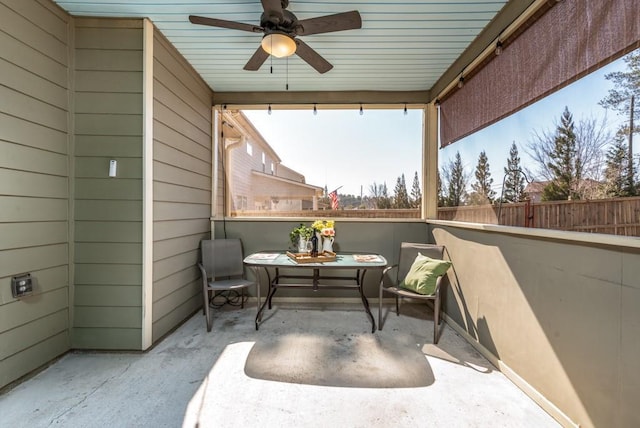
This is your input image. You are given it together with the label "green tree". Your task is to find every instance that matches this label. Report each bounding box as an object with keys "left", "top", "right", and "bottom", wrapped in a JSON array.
[
  {"left": 393, "top": 174, "right": 410, "bottom": 208},
  {"left": 603, "top": 135, "right": 636, "bottom": 197},
  {"left": 599, "top": 51, "right": 640, "bottom": 124},
  {"left": 526, "top": 111, "right": 608, "bottom": 199},
  {"left": 600, "top": 51, "right": 640, "bottom": 194},
  {"left": 542, "top": 107, "right": 581, "bottom": 201},
  {"left": 379, "top": 182, "right": 391, "bottom": 208},
  {"left": 502, "top": 142, "right": 527, "bottom": 202},
  {"left": 437, "top": 170, "right": 445, "bottom": 207},
  {"left": 443, "top": 151, "right": 468, "bottom": 207},
  {"left": 410, "top": 171, "right": 422, "bottom": 208},
  {"left": 469, "top": 150, "right": 496, "bottom": 205}
]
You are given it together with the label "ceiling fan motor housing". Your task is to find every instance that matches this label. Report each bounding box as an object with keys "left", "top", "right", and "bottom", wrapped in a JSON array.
[{"left": 260, "top": 9, "right": 298, "bottom": 35}]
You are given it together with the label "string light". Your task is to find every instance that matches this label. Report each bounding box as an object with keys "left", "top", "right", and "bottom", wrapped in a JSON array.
[
  {"left": 404, "top": 104, "right": 408, "bottom": 115},
  {"left": 495, "top": 40, "right": 503, "bottom": 56},
  {"left": 359, "top": 104, "right": 363, "bottom": 115},
  {"left": 268, "top": 104, "right": 272, "bottom": 115},
  {"left": 313, "top": 104, "right": 318, "bottom": 115},
  {"left": 457, "top": 75, "right": 465, "bottom": 89}
]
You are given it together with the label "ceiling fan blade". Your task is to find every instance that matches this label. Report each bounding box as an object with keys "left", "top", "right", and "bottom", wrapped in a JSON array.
[
  {"left": 296, "top": 11, "right": 362, "bottom": 36},
  {"left": 295, "top": 39, "right": 333, "bottom": 74},
  {"left": 243, "top": 46, "right": 270, "bottom": 71},
  {"left": 189, "top": 15, "right": 262, "bottom": 33},
  {"left": 261, "top": 0, "right": 284, "bottom": 22}
]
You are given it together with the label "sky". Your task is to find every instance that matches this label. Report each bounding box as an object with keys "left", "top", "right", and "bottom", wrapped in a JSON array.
[
  {"left": 242, "top": 51, "right": 636, "bottom": 198},
  {"left": 439, "top": 54, "right": 635, "bottom": 193},
  {"left": 243, "top": 108, "right": 422, "bottom": 196}
]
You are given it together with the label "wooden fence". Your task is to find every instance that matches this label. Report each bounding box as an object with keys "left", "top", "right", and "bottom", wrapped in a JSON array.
[
  {"left": 231, "top": 197, "right": 640, "bottom": 237},
  {"left": 232, "top": 209, "right": 421, "bottom": 219},
  {"left": 437, "top": 196, "right": 640, "bottom": 237}
]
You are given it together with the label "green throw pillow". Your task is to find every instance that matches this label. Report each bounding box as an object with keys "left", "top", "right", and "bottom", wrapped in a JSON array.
[{"left": 399, "top": 253, "right": 452, "bottom": 295}]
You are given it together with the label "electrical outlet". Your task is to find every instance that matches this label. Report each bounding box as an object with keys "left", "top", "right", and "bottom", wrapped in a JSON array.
[{"left": 11, "top": 273, "right": 33, "bottom": 298}]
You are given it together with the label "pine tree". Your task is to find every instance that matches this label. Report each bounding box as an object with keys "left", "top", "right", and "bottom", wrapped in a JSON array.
[
  {"left": 379, "top": 182, "right": 391, "bottom": 208},
  {"left": 503, "top": 142, "right": 526, "bottom": 202},
  {"left": 603, "top": 135, "right": 635, "bottom": 197},
  {"left": 600, "top": 51, "right": 640, "bottom": 196},
  {"left": 469, "top": 150, "right": 496, "bottom": 205},
  {"left": 437, "top": 170, "right": 445, "bottom": 207},
  {"left": 542, "top": 107, "right": 580, "bottom": 201},
  {"left": 410, "top": 171, "right": 422, "bottom": 208},
  {"left": 445, "top": 151, "right": 468, "bottom": 207},
  {"left": 393, "top": 174, "right": 410, "bottom": 208}
]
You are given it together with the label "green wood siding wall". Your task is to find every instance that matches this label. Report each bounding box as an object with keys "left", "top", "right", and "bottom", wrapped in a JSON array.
[
  {"left": 152, "top": 31, "right": 212, "bottom": 342},
  {"left": 72, "top": 18, "right": 144, "bottom": 350},
  {"left": 0, "top": 0, "right": 70, "bottom": 388}
]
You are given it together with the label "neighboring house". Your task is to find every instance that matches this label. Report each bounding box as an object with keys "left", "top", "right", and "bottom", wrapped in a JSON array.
[
  {"left": 223, "top": 110, "right": 323, "bottom": 213},
  {"left": 525, "top": 179, "right": 603, "bottom": 202},
  {"left": 524, "top": 181, "right": 548, "bottom": 203}
]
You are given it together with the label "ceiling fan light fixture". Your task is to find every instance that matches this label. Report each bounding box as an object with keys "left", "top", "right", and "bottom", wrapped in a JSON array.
[{"left": 262, "top": 33, "right": 297, "bottom": 58}]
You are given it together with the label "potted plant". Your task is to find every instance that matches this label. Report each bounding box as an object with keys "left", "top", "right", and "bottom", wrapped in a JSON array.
[{"left": 289, "top": 223, "right": 314, "bottom": 251}]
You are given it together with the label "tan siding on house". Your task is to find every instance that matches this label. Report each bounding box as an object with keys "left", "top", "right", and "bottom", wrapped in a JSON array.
[
  {"left": 72, "top": 17, "right": 144, "bottom": 350},
  {"left": 275, "top": 164, "right": 305, "bottom": 182},
  {"left": 0, "top": 0, "right": 71, "bottom": 389},
  {"left": 224, "top": 111, "right": 320, "bottom": 214},
  {"left": 152, "top": 30, "right": 212, "bottom": 342}
]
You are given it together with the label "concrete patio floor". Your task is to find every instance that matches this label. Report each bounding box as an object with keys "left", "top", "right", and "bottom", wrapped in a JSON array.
[{"left": 0, "top": 301, "right": 559, "bottom": 427}]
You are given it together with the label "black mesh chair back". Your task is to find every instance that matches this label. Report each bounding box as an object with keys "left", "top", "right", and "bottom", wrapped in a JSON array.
[
  {"left": 396, "top": 242, "right": 445, "bottom": 283},
  {"left": 198, "top": 238, "right": 257, "bottom": 332},
  {"left": 201, "top": 239, "right": 244, "bottom": 279}
]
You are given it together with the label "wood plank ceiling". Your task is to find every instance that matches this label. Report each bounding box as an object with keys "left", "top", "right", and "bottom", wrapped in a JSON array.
[{"left": 52, "top": 0, "right": 508, "bottom": 94}]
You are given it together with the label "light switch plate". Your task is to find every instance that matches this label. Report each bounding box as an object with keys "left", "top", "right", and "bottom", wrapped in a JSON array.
[{"left": 109, "top": 159, "right": 117, "bottom": 177}]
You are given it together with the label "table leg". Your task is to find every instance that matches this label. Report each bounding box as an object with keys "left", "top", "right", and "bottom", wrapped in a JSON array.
[
  {"left": 255, "top": 266, "right": 275, "bottom": 330},
  {"left": 359, "top": 269, "right": 376, "bottom": 333}
]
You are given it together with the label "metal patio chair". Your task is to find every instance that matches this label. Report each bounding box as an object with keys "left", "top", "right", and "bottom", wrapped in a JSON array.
[
  {"left": 378, "top": 242, "right": 450, "bottom": 343},
  {"left": 198, "top": 238, "right": 257, "bottom": 332}
]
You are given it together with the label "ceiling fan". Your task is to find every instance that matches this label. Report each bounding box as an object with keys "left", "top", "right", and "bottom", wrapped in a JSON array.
[{"left": 189, "top": 0, "right": 362, "bottom": 74}]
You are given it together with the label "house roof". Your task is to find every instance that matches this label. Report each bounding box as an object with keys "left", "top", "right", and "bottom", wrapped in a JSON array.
[
  {"left": 223, "top": 110, "right": 282, "bottom": 163},
  {"left": 51, "top": 0, "right": 532, "bottom": 104},
  {"left": 251, "top": 170, "right": 324, "bottom": 195}
]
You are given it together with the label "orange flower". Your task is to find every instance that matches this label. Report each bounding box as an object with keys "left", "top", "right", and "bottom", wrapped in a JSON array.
[{"left": 321, "top": 227, "right": 335, "bottom": 237}]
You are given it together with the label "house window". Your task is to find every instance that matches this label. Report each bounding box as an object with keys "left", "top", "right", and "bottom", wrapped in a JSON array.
[
  {"left": 437, "top": 48, "right": 639, "bottom": 238},
  {"left": 222, "top": 107, "right": 424, "bottom": 218},
  {"left": 246, "top": 142, "right": 253, "bottom": 156}
]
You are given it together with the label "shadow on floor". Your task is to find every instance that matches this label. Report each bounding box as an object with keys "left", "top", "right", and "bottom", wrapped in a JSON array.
[{"left": 244, "top": 331, "right": 435, "bottom": 388}]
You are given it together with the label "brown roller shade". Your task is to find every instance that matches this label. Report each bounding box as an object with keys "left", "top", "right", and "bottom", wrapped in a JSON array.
[{"left": 440, "top": 0, "right": 640, "bottom": 147}]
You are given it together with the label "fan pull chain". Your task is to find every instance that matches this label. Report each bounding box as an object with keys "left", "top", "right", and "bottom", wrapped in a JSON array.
[
  {"left": 286, "top": 56, "right": 289, "bottom": 91},
  {"left": 270, "top": 36, "right": 273, "bottom": 74}
]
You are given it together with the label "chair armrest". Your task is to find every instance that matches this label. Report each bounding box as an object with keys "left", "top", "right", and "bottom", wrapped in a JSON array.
[
  {"left": 197, "top": 263, "right": 208, "bottom": 285},
  {"left": 434, "top": 275, "right": 442, "bottom": 293},
  {"left": 380, "top": 264, "right": 398, "bottom": 287},
  {"left": 433, "top": 270, "right": 450, "bottom": 294},
  {"left": 383, "top": 264, "right": 398, "bottom": 276},
  {"left": 197, "top": 262, "right": 206, "bottom": 274}
]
